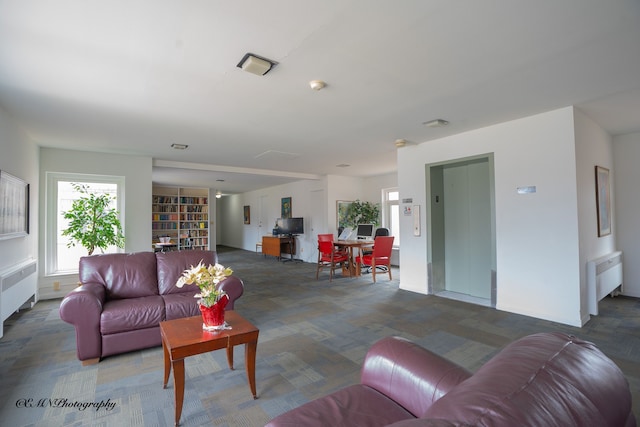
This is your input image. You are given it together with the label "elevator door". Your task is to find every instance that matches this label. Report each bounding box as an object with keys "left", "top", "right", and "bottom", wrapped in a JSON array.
[{"left": 430, "top": 156, "right": 494, "bottom": 302}]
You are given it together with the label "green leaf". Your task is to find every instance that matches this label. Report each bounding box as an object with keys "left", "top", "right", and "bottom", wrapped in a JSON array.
[
  {"left": 344, "top": 200, "right": 380, "bottom": 228},
  {"left": 60, "top": 183, "right": 125, "bottom": 255}
]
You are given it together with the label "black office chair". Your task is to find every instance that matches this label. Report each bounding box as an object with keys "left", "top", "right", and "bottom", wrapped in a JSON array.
[{"left": 362, "top": 228, "right": 390, "bottom": 273}]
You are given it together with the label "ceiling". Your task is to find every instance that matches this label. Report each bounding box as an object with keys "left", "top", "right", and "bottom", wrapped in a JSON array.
[{"left": 1, "top": 1, "right": 640, "bottom": 194}]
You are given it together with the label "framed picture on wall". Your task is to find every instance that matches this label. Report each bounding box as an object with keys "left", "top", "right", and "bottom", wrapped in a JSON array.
[
  {"left": 244, "top": 205, "right": 250, "bottom": 224},
  {"left": 0, "top": 170, "right": 30, "bottom": 240},
  {"left": 336, "top": 200, "right": 353, "bottom": 230},
  {"left": 595, "top": 165, "right": 611, "bottom": 237},
  {"left": 281, "top": 197, "right": 292, "bottom": 219}
]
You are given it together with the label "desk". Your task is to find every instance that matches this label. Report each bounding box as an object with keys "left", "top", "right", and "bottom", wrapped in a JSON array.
[
  {"left": 335, "top": 239, "right": 374, "bottom": 277},
  {"left": 154, "top": 243, "right": 178, "bottom": 252},
  {"left": 262, "top": 235, "right": 295, "bottom": 261},
  {"left": 160, "top": 311, "right": 259, "bottom": 426}
]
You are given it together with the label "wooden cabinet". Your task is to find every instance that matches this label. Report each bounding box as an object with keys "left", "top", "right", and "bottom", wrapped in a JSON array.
[
  {"left": 152, "top": 187, "right": 209, "bottom": 250},
  {"left": 262, "top": 236, "right": 295, "bottom": 260}
]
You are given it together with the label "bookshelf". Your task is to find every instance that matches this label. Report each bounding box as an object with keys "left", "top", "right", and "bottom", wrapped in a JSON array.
[{"left": 152, "top": 186, "right": 209, "bottom": 250}]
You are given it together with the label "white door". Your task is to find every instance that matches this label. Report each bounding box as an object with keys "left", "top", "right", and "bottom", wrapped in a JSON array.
[
  {"left": 309, "top": 189, "right": 326, "bottom": 261},
  {"left": 259, "top": 195, "right": 270, "bottom": 238},
  {"left": 443, "top": 159, "right": 492, "bottom": 299}
]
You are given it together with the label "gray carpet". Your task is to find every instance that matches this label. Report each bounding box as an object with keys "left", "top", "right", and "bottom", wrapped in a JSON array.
[{"left": 1, "top": 246, "right": 638, "bottom": 426}]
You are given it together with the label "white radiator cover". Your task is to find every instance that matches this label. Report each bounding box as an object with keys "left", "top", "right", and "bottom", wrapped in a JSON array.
[
  {"left": 0, "top": 258, "right": 37, "bottom": 339},
  {"left": 587, "top": 251, "right": 622, "bottom": 316}
]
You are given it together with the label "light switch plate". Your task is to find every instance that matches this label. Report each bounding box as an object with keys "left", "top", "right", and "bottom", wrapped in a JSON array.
[{"left": 517, "top": 186, "right": 536, "bottom": 194}]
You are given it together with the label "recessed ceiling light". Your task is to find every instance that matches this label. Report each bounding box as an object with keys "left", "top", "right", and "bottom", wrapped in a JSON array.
[
  {"left": 394, "top": 139, "right": 407, "bottom": 148},
  {"left": 171, "top": 143, "right": 189, "bottom": 150},
  {"left": 336, "top": 164, "right": 350, "bottom": 168},
  {"left": 216, "top": 179, "right": 225, "bottom": 182},
  {"left": 423, "top": 119, "right": 449, "bottom": 128}
]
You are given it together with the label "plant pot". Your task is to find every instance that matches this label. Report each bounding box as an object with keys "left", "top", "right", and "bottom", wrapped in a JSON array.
[{"left": 199, "top": 295, "right": 229, "bottom": 330}]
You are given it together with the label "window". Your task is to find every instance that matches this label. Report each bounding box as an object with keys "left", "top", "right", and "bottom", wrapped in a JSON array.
[
  {"left": 383, "top": 188, "right": 400, "bottom": 247},
  {"left": 46, "top": 173, "right": 124, "bottom": 275}
]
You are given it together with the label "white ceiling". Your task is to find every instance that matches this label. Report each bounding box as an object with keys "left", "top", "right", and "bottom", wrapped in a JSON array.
[{"left": 1, "top": 1, "right": 640, "bottom": 194}]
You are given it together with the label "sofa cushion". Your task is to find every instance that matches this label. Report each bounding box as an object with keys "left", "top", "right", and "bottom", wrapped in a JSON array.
[
  {"left": 156, "top": 250, "right": 217, "bottom": 295},
  {"left": 265, "top": 384, "right": 415, "bottom": 427},
  {"left": 163, "top": 292, "right": 200, "bottom": 320},
  {"left": 80, "top": 252, "right": 159, "bottom": 299},
  {"left": 100, "top": 296, "right": 165, "bottom": 335},
  {"left": 422, "top": 332, "right": 633, "bottom": 427}
]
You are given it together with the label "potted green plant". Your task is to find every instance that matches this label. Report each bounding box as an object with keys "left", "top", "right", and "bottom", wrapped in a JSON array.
[
  {"left": 344, "top": 200, "right": 381, "bottom": 228},
  {"left": 61, "top": 183, "right": 125, "bottom": 255}
]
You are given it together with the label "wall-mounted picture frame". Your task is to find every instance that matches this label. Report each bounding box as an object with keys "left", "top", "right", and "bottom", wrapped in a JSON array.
[
  {"left": 336, "top": 200, "right": 353, "bottom": 230},
  {"left": 243, "top": 205, "right": 250, "bottom": 224},
  {"left": 595, "top": 165, "right": 611, "bottom": 237},
  {"left": 0, "top": 170, "right": 30, "bottom": 240},
  {"left": 281, "top": 197, "right": 292, "bottom": 219}
]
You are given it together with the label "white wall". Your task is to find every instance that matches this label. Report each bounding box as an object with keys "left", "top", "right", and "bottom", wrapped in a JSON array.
[
  {"left": 398, "top": 107, "right": 585, "bottom": 326},
  {"left": 574, "top": 108, "right": 617, "bottom": 322},
  {"left": 39, "top": 148, "right": 152, "bottom": 297},
  {"left": 613, "top": 131, "right": 640, "bottom": 297},
  {"left": 361, "top": 172, "right": 397, "bottom": 203},
  {"left": 0, "top": 106, "right": 39, "bottom": 282}
]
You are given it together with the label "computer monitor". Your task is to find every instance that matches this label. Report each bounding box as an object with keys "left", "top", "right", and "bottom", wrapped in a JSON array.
[
  {"left": 356, "top": 224, "right": 374, "bottom": 240},
  {"left": 277, "top": 217, "right": 304, "bottom": 235},
  {"left": 338, "top": 227, "right": 353, "bottom": 240}
]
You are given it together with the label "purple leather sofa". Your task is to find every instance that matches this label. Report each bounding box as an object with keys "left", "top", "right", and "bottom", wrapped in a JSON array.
[
  {"left": 266, "top": 332, "right": 635, "bottom": 427},
  {"left": 59, "top": 250, "right": 244, "bottom": 365}
]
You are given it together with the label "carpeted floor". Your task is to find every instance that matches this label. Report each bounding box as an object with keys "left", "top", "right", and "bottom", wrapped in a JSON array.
[{"left": 1, "top": 246, "right": 638, "bottom": 426}]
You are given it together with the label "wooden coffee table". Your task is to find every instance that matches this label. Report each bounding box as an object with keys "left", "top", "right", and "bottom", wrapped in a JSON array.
[{"left": 160, "top": 311, "right": 259, "bottom": 426}]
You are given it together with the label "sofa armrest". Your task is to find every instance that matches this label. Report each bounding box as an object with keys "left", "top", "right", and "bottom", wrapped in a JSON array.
[
  {"left": 361, "top": 336, "right": 472, "bottom": 417},
  {"left": 217, "top": 276, "right": 244, "bottom": 310},
  {"left": 59, "top": 283, "right": 106, "bottom": 363}
]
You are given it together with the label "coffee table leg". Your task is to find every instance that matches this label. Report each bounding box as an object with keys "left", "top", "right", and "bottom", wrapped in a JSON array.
[
  {"left": 226, "top": 345, "right": 235, "bottom": 370},
  {"left": 162, "top": 339, "right": 170, "bottom": 388},
  {"left": 172, "top": 359, "right": 185, "bottom": 426},
  {"left": 245, "top": 340, "right": 258, "bottom": 399}
]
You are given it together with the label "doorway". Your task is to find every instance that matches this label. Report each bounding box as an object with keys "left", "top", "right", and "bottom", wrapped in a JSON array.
[
  {"left": 308, "top": 189, "right": 326, "bottom": 262},
  {"left": 427, "top": 154, "right": 496, "bottom": 307},
  {"left": 258, "top": 195, "right": 271, "bottom": 238}
]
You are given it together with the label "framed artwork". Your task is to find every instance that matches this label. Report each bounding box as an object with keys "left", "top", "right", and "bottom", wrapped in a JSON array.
[
  {"left": 243, "top": 205, "right": 250, "bottom": 224},
  {"left": 0, "top": 170, "right": 30, "bottom": 240},
  {"left": 595, "top": 165, "right": 611, "bottom": 237},
  {"left": 281, "top": 197, "right": 292, "bottom": 219},
  {"left": 336, "top": 200, "right": 353, "bottom": 230}
]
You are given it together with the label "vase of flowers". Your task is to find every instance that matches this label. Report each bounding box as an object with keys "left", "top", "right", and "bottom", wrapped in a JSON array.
[{"left": 176, "top": 262, "right": 234, "bottom": 330}]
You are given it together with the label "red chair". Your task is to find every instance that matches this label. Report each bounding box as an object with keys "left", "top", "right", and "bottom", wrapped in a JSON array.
[
  {"left": 356, "top": 236, "right": 394, "bottom": 283},
  {"left": 318, "top": 233, "right": 334, "bottom": 243},
  {"left": 316, "top": 234, "right": 348, "bottom": 281}
]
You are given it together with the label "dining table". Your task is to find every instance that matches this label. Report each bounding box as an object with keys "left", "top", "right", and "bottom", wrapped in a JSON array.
[{"left": 334, "top": 239, "right": 374, "bottom": 277}]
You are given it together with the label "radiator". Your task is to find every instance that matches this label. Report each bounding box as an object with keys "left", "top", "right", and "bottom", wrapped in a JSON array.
[
  {"left": 587, "top": 251, "right": 622, "bottom": 316},
  {"left": 0, "top": 259, "right": 37, "bottom": 339}
]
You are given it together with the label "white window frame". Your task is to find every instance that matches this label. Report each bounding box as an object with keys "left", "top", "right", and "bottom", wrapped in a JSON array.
[
  {"left": 45, "top": 172, "right": 125, "bottom": 276},
  {"left": 382, "top": 187, "right": 400, "bottom": 248}
]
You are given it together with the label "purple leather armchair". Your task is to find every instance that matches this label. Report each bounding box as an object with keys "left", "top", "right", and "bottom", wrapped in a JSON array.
[
  {"left": 59, "top": 250, "right": 244, "bottom": 365},
  {"left": 266, "top": 333, "right": 635, "bottom": 427}
]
